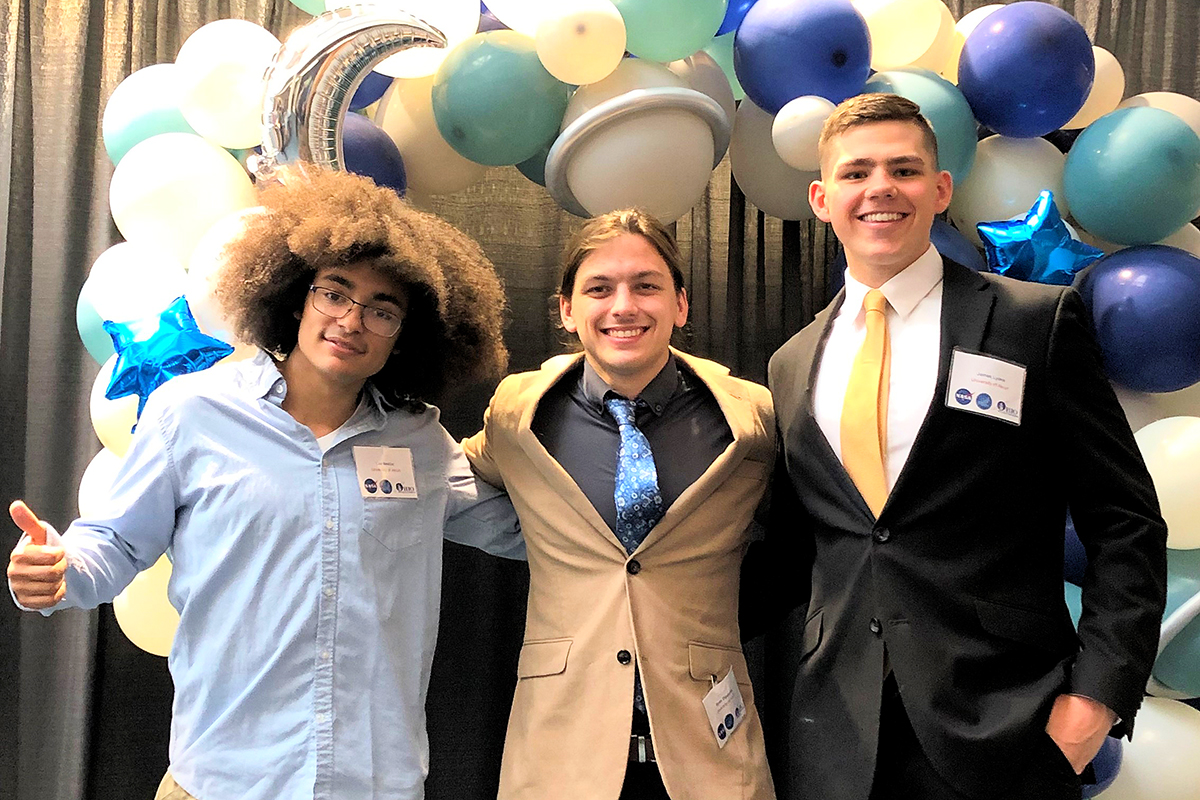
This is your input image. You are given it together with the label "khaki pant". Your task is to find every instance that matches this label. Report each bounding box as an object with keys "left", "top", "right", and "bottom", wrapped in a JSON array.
[{"left": 155, "top": 772, "right": 199, "bottom": 800}]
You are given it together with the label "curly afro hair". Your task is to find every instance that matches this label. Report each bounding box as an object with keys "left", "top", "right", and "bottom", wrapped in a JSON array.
[{"left": 214, "top": 166, "right": 508, "bottom": 406}]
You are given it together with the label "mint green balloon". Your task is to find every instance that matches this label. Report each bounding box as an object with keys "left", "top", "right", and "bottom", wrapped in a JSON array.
[
  {"left": 614, "top": 0, "right": 727, "bottom": 63},
  {"left": 1153, "top": 548, "right": 1200, "bottom": 697},
  {"left": 103, "top": 64, "right": 197, "bottom": 166},
  {"left": 77, "top": 288, "right": 116, "bottom": 365},
  {"left": 703, "top": 33, "right": 745, "bottom": 101},
  {"left": 288, "top": 0, "right": 326, "bottom": 14},
  {"left": 432, "top": 31, "right": 569, "bottom": 167}
]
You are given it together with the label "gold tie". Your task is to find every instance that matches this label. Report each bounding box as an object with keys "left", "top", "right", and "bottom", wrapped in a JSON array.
[{"left": 841, "top": 289, "right": 891, "bottom": 518}]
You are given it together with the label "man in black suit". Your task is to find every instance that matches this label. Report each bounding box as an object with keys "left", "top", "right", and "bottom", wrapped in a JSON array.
[{"left": 764, "top": 93, "right": 1167, "bottom": 800}]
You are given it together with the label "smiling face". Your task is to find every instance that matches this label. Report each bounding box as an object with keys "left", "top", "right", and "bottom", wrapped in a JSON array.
[
  {"left": 289, "top": 261, "right": 408, "bottom": 396},
  {"left": 560, "top": 233, "right": 688, "bottom": 398},
  {"left": 811, "top": 119, "right": 953, "bottom": 286}
]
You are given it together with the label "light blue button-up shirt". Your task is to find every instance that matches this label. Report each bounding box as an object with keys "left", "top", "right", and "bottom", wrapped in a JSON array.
[{"left": 20, "top": 352, "right": 523, "bottom": 800}]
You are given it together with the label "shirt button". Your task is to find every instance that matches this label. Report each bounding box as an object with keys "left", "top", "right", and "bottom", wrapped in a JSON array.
[
  {"left": 325, "top": 519, "right": 335, "bottom": 530},
  {"left": 874, "top": 527, "right": 891, "bottom": 543},
  {"left": 324, "top": 587, "right": 334, "bottom": 598},
  {"left": 626, "top": 559, "right": 641, "bottom": 575},
  {"left": 320, "top": 650, "right": 330, "bottom": 660},
  {"left": 617, "top": 649, "right": 632, "bottom": 665},
  {"left": 869, "top": 618, "right": 883, "bottom": 636},
  {"left": 315, "top": 712, "right": 327, "bottom": 723}
]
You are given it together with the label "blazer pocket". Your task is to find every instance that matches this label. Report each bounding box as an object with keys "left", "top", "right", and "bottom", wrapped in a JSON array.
[
  {"left": 801, "top": 608, "right": 824, "bottom": 660},
  {"left": 516, "top": 638, "right": 572, "bottom": 679},
  {"left": 688, "top": 641, "right": 752, "bottom": 687},
  {"left": 974, "top": 597, "right": 1061, "bottom": 650}
]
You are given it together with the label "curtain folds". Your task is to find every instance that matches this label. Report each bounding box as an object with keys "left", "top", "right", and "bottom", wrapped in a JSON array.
[{"left": 1, "top": 1, "right": 1195, "bottom": 798}]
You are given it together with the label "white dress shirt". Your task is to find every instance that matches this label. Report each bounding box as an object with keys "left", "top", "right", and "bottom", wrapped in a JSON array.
[{"left": 814, "top": 245, "right": 944, "bottom": 495}]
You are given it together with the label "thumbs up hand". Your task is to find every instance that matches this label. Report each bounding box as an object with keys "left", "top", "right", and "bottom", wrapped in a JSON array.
[{"left": 7, "top": 500, "right": 67, "bottom": 609}]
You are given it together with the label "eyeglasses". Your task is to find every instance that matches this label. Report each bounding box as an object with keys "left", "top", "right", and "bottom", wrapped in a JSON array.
[{"left": 308, "top": 285, "right": 403, "bottom": 338}]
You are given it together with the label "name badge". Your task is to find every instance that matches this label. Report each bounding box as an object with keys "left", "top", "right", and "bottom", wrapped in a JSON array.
[
  {"left": 946, "top": 348, "right": 1026, "bottom": 425},
  {"left": 353, "top": 446, "right": 418, "bottom": 499},
  {"left": 702, "top": 668, "right": 747, "bottom": 749}
]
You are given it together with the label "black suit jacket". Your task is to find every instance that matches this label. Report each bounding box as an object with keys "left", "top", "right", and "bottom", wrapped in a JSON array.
[{"left": 763, "top": 258, "right": 1167, "bottom": 800}]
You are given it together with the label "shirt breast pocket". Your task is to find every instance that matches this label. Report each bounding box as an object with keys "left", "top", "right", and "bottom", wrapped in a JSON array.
[{"left": 361, "top": 497, "right": 426, "bottom": 551}]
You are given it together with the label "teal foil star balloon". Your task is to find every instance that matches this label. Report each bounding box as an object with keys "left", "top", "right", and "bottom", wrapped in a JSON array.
[
  {"left": 977, "top": 190, "right": 1105, "bottom": 285},
  {"left": 103, "top": 295, "right": 234, "bottom": 420}
]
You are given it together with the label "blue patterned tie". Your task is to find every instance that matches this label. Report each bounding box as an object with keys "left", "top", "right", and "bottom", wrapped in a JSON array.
[{"left": 606, "top": 396, "right": 665, "bottom": 714}]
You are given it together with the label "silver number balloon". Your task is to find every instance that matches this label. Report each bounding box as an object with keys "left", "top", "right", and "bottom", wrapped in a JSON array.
[{"left": 255, "top": 4, "right": 446, "bottom": 179}]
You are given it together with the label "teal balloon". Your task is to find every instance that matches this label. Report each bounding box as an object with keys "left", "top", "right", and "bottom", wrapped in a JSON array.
[
  {"left": 1064, "top": 581, "right": 1083, "bottom": 628},
  {"left": 102, "top": 64, "right": 197, "bottom": 166},
  {"left": 1064, "top": 107, "right": 1200, "bottom": 246},
  {"left": 864, "top": 69, "right": 978, "bottom": 187},
  {"left": 77, "top": 288, "right": 116, "bottom": 365},
  {"left": 1154, "top": 548, "right": 1200, "bottom": 697},
  {"left": 515, "top": 138, "right": 553, "bottom": 187},
  {"left": 432, "top": 31, "right": 569, "bottom": 167},
  {"left": 288, "top": 0, "right": 325, "bottom": 14},
  {"left": 613, "top": 0, "right": 727, "bottom": 63},
  {"left": 703, "top": 33, "right": 745, "bottom": 102}
]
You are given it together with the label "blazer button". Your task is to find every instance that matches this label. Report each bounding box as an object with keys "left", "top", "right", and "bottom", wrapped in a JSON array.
[
  {"left": 874, "top": 527, "right": 891, "bottom": 543},
  {"left": 869, "top": 618, "right": 882, "bottom": 636},
  {"left": 617, "top": 649, "right": 632, "bottom": 665},
  {"left": 626, "top": 559, "right": 641, "bottom": 575}
]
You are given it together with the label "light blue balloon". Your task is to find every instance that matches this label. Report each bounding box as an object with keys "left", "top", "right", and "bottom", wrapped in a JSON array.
[
  {"left": 864, "top": 68, "right": 978, "bottom": 187},
  {"left": 102, "top": 64, "right": 197, "bottom": 166},
  {"left": 1153, "top": 548, "right": 1200, "bottom": 697},
  {"left": 613, "top": 0, "right": 727, "bottom": 63},
  {"left": 432, "top": 31, "right": 569, "bottom": 167},
  {"left": 1064, "top": 107, "right": 1200, "bottom": 246},
  {"left": 77, "top": 287, "right": 116, "bottom": 365},
  {"left": 1063, "top": 580, "right": 1082, "bottom": 628},
  {"left": 702, "top": 33, "right": 745, "bottom": 102}
]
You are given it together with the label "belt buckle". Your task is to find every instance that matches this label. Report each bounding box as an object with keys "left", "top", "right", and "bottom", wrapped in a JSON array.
[{"left": 632, "top": 734, "right": 651, "bottom": 763}]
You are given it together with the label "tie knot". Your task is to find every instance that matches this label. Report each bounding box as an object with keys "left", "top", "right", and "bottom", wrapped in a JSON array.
[
  {"left": 864, "top": 289, "right": 888, "bottom": 315},
  {"left": 605, "top": 397, "right": 638, "bottom": 426}
]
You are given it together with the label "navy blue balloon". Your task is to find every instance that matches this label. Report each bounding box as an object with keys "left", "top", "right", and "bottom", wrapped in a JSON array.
[
  {"left": 931, "top": 218, "right": 985, "bottom": 272},
  {"left": 1063, "top": 514, "right": 1087, "bottom": 586},
  {"left": 1081, "top": 245, "right": 1200, "bottom": 393},
  {"left": 349, "top": 71, "right": 392, "bottom": 111},
  {"left": 342, "top": 112, "right": 407, "bottom": 197},
  {"left": 958, "top": 2, "right": 1094, "bottom": 138},
  {"left": 734, "top": 0, "right": 871, "bottom": 114},
  {"left": 717, "top": 0, "right": 759, "bottom": 35},
  {"left": 477, "top": 7, "right": 507, "bottom": 32},
  {"left": 1082, "top": 736, "right": 1122, "bottom": 798}
]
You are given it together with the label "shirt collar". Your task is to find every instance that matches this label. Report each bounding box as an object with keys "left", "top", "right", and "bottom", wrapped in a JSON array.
[
  {"left": 244, "top": 349, "right": 389, "bottom": 421},
  {"left": 841, "top": 244, "right": 943, "bottom": 322},
  {"left": 581, "top": 354, "right": 680, "bottom": 416}
]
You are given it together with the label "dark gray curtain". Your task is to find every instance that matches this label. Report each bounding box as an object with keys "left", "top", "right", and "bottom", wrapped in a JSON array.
[{"left": 1, "top": 1, "right": 1196, "bottom": 798}]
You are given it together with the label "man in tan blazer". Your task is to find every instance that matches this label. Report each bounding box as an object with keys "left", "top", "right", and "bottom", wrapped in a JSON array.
[{"left": 463, "top": 209, "right": 776, "bottom": 800}]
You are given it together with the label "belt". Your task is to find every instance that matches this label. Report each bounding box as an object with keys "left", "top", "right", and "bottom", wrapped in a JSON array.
[{"left": 629, "top": 734, "right": 656, "bottom": 763}]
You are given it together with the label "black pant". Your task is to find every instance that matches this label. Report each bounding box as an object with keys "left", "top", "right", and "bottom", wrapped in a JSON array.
[
  {"left": 869, "top": 675, "right": 1082, "bottom": 800},
  {"left": 619, "top": 762, "right": 671, "bottom": 800}
]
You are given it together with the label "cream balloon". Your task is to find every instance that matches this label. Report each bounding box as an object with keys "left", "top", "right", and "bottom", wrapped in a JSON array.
[
  {"left": 730, "top": 98, "right": 819, "bottom": 221},
  {"left": 1158, "top": 223, "right": 1200, "bottom": 258},
  {"left": 109, "top": 133, "right": 257, "bottom": 267},
  {"left": 940, "top": 3, "right": 1002, "bottom": 84},
  {"left": 1134, "top": 417, "right": 1200, "bottom": 549},
  {"left": 1063, "top": 47, "right": 1125, "bottom": 129},
  {"left": 949, "top": 135, "right": 1067, "bottom": 247},
  {"left": 906, "top": 1, "right": 955, "bottom": 72},
  {"left": 375, "top": 74, "right": 487, "bottom": 195},
  {"left": 667, "top": 50, "right": 737, "bottom": 136},
  {"left": 83, "top": 242, "right": 187, "bottom": 324},
  {"left": 485, "top": 0, "right": 555, "bottom": 36},
  {"left": 1114, "top": 382, "right": 1200, "bottom": 435},
  {"left": 536, "top": 0, "right": 626, "bottom": 86},
  {"left": 562, "top": 58, "right": 687, "bottom": 130},
  {"left": 78, "top": 448, "right": 123, "bottom": 519},
  {"left": 1119, "top": 91, "right": 1200, "bottom": 141},
  {"left": 90, "top": 356, "right": 139, "bottom": 458},
  {"left": 186, "top": 207, "right": 266, "bottom": 344},
  {"left": 772, "top": 95, "right": 836, "bottom": 172},
  {"left": 174, "top": 20, "right": 281, "bottom": 149},
  {"left": 325, "top": 0, "right": 479, "bottom": 78},
  {"left": 1097, "top": 698, "right": 1200, "bottom": 800},
  {"left": 112, "top": 555, "right": 180, "bottom": 658},
  {"left": 854, "top": 0, "right": 948, "bottom": 72}
]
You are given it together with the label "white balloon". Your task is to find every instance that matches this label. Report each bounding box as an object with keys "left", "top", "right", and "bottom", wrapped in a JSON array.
[
  {"left": 101, "top": 63, "right": 192, "bottom": 165},
  {"left": 174, "top": 20, "right": 281, "bottom": 149},
  {"left": 83, "top": 242, "right": 187, "bottom": 324},
  {"left": 949, "top": 135, "right": 1067, "bottom": 247},
  {"left": 186, "top": 207, "right": 266, "bottom": 344},
  {"left": 667, "top": 50, "right": 737, "bottom": 140},
  {"left": 940, "top": 3, "right": 1002, "bottom": 84},
  {"left": 1119, "top": 91, "right": 1200, "bottom": 142},
  {"left": 1114, "top": 382, "right": 1200, "bottom": 436},
  {"left": 536, "top": 0, "right": 626, "bottom": 86},
  {"left": 375, "top": 74, "right": 487, "bottom": 195},
  {"left": 1098, "top": 698, "right": 1200, "bottom": 799},
  {"left": 772, "top": 95, "right": 836, "bottom": 173},
  {"left": 327, "top": 0, "right": 480, "bottom": 78},
  {"left": 113, "top": 555, "right": 180, "bottom": 657},
  {"left": 485, "top": 0, "right": 555, "bottom": 36},
  {"left": 853, "top": 0, "right": 948, "bottom": 72},
  {"left": 562, "top": 58, "right": 686, "bottom": 130},
  {"left": 90, "top": 356, "right": 139, "bottom": 458},
  {"left": 1135, "top": 416, "right": 1200, "bottom": 550},
  {"left": 1063, "top": 47, "right": 1126, "bottom": 129},
  {"left": 730, "top": 98, "right": 819, "bottom": 221},
  {"left": 78, "top": 448, "right": 122, "bottom": 519}
]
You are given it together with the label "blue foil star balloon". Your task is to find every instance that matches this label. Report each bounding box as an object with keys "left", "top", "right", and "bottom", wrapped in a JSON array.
[
  {"left": 103, "top": 296, "right": 234, "bottom": 420},
  {"left": 977, "top": 190, "right": 1104, "bottom": 285}
]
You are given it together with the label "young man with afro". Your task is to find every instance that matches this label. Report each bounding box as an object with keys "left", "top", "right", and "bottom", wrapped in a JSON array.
[{"left": 7, "top": 168, "right": 524, "bottom": 800}]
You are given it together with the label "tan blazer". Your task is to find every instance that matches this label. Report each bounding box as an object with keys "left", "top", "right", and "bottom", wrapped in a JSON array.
[{"left": 464, "top": 349, "right": 776, "bottom": 800}]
